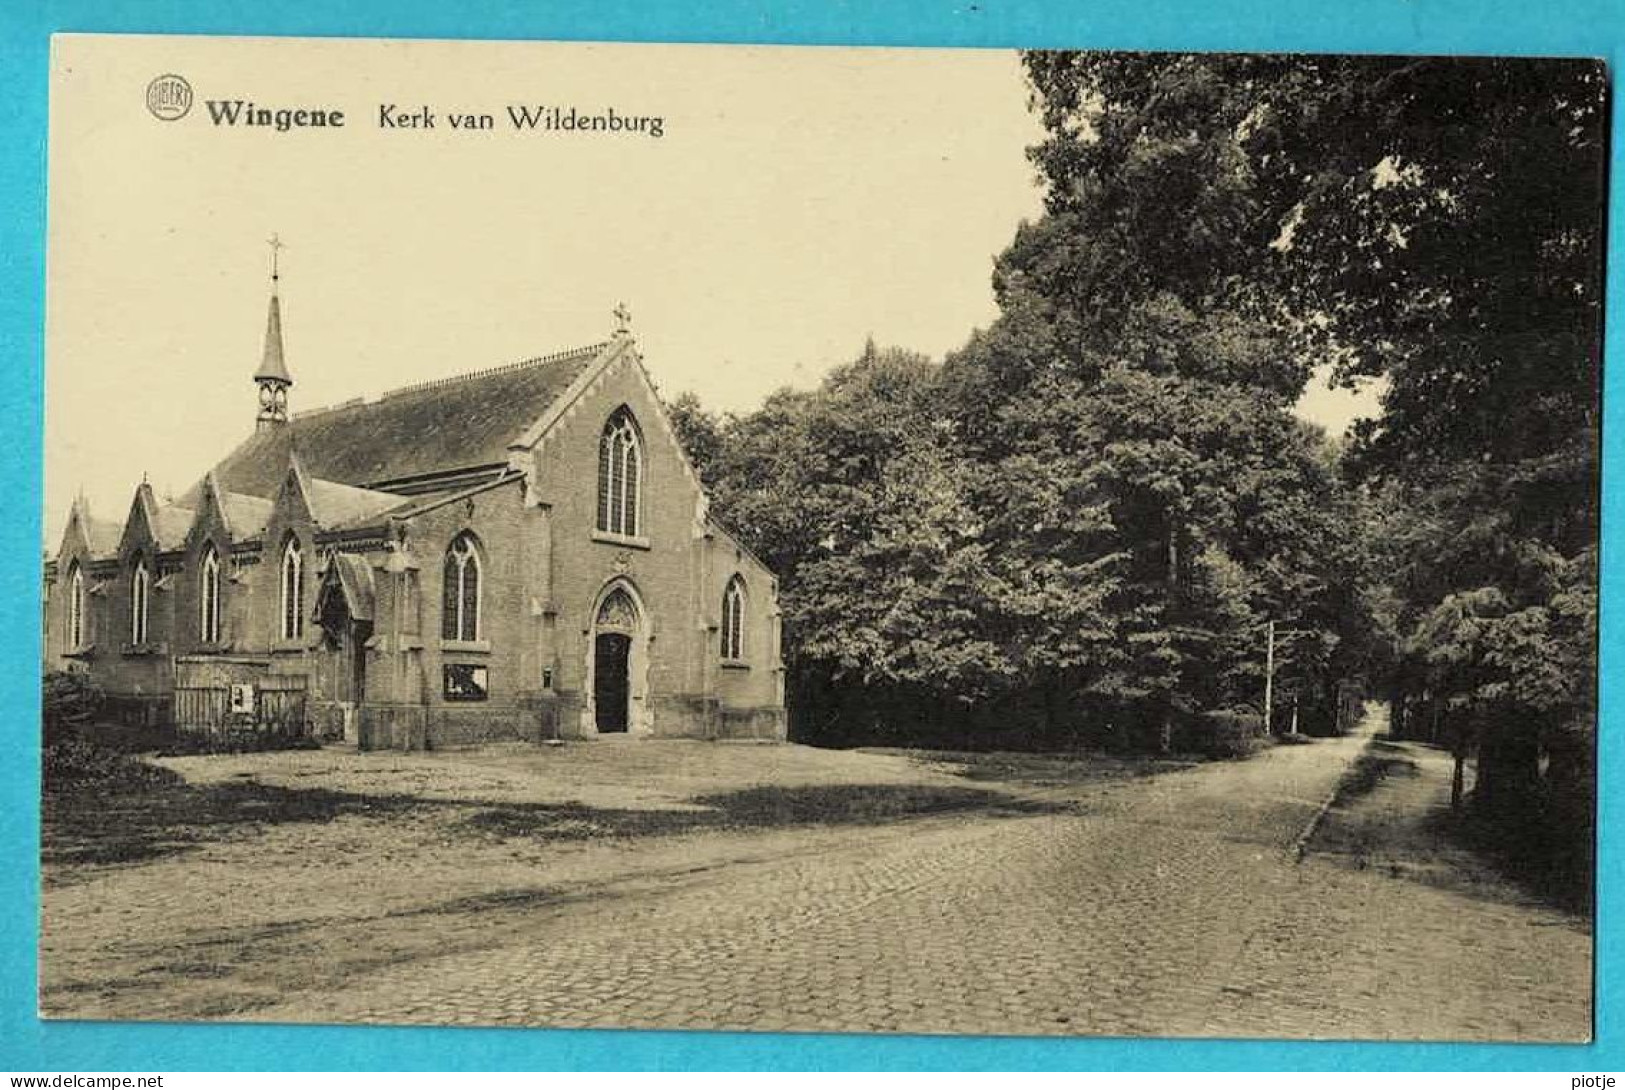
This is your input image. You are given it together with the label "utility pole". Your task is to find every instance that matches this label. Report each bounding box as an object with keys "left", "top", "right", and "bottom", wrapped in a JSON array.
[{"left": 1259, "top": 619, "right": 1309, "bottom": 736}]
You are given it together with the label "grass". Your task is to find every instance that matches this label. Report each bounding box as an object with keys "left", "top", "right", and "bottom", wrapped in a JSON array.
[
  {"left": 1328, "top": 742, "right": 1421, "bottom": 805},
  {"left": 1305, "top": 734, "right": 1591, "bottom": 919}
]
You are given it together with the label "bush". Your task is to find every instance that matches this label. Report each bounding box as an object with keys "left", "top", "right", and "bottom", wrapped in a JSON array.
[
  {"left": 43, "top": 737, "right": 181, "bottom": 794},
  {"left": 1186, "top": 708, "right": 1269, "bottom": 759},
  {"left": 42, "top": 670, "right": 103, "bottom": 746}
]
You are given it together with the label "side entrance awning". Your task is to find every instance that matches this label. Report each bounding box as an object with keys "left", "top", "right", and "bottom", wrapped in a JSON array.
[{"left": 315, "top": 552, "right": 376, "bottom": 625}]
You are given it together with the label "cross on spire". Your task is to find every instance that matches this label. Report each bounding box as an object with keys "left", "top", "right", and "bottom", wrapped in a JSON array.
[
  {"left": 255, "top": 235, "right": 293, "bottom": 429},
  {"left": 267, "top": 233, "right": 286, "bottom": 283},
  {"left": 613, "top": 301, "right": 632, "bottom": 339}
]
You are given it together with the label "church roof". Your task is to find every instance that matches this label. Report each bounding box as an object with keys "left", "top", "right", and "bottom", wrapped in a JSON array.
[
  {"left": 80, "top": 514, "right": 123, "bottom": 559},
  {"left": 202, "top": 342, "right": 609, "bottom": 499},
  {"left": 151, "top": 503, "right": 197, "bottom": 552},
  {"left": 307, "top": 477, "right": 410, "bottom": 529},
  {"left": 62, "top": 495, "right": 124, "bottom": 560},
  {"left": 220, "top": 491, "right": 274, "bottom": 539}
]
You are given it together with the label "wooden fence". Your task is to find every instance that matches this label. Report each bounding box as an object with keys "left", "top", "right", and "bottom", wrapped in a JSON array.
[{"left": 172, "top": 672, "right": 310, "bottom": 740}]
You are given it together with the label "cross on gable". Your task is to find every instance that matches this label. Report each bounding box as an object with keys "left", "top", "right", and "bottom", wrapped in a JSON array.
[{"left": 613, "top": 302, "right": 632, "bottom": 338}]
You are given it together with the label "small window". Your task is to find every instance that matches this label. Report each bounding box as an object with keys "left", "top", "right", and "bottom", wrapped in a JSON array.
[
  {"left": 280, "top": 536, "right": 304, "bottom": 640},
  {"left": 67, "top": 563, "right": 84, "bottom": 649},
  {"left": 199, "top": 545, "right": 221, "bottom": 643},
  {"left": 721, "top": 575, "right": 746, "bottom": 661},
  {"left": 596, "top": 408, "right": 643, "bottom": 538},
  {"left": 441, "top": 533, "right": 481, "bottom": 641},
  {"left": 443, "top": 663, "right": 489, "bottom": 702},
  {"left": 131, "top": 558, "right": 150, "bottom": 644}
]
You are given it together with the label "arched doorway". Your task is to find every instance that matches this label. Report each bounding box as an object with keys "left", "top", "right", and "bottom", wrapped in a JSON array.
[
  {"left": 584, "top": 580, "right": 649, "bottom": 736},
  {"left": 315, "top": 552, "right": 375, "bottom": 744},
  {"left": 594, "top": 631, "right": 631, "bottom": 732}
]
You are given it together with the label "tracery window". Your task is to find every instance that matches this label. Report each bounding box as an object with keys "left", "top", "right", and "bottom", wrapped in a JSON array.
[
  {"left": 68, "top": 563, "right": 84, "bottom": 649},
  {"left": 721, "top": 575, "right": 746, "bottom": 661},
  {"left": 441, "top": 532, "right": 481, "bottom": 642},
  {"left": 279, "top": 536, "right": 304, "bottom": 640},
  {"left": 130, "top": 557, "right": 150, "bottom": 645},
  {"left": 596, "top": 408, "right": 643, "bottom": 538},
  {"left": 199, "top": 545, "right": 221, "bottom": 643}
]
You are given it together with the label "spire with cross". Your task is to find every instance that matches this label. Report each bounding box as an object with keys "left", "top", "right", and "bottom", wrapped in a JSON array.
[{"left": 255, "top": 234, "right": 293, "bottom": 430}]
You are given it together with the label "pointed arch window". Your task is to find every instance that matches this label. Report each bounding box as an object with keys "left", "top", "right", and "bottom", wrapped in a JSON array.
[
  {"left": 131, "top": 557, "right": 150, "bottom": 645},
  {"left": 67, "top": 563, "right": 85, "bottom": 650},
  {"left": 596, "top": 408, "right": 643, "bottom": 538},
  {"left": 199, "top": 545, "right": 221, "bottom": 644},
  {"left": 279, "top": 536, "right": 304, "bottom": 640},
  {"left": 721, "top": 575, "right": 746, "bottom": 661},
  {"left": 441, "top": 532, "right": 481, "bottom": 642}
]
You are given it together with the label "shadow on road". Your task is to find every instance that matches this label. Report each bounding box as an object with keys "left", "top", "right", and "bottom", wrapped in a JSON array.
[
  {"left": 45, "top": 774, "right": 1068, "bottom": 874},
  {"left": 462, "top": 783, "right": 1067, "bottom": 841},
  {"left": 43, "top": 779, "right": 431, "bottom": 870}
]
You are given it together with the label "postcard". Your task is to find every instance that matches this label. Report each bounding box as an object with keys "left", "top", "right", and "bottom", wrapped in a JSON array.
[{"left": 41, "top": 34, "right": 1602, "bottom": 1041}]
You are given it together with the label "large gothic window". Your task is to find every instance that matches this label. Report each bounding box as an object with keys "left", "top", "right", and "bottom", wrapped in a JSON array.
[
  {"left": 596, "top": 408, "right": 643, "bottom": 538},
  {"left": 199, "top": 545, "right": 221, "bottom": 643},
  {"left": 279, "top": 536, "right": 304, "bottom": 640},
  {"left": 68, "top": 563, "right": 84, "bottom": 649},
  {"left": 721, "top": 575, "right": 746, "bottom": 661},
  {"left": 130, "top": 557, "right": 150, "bottom": 645},
  {"left": 441, "top": 532, "right": 481, "bottom": 641}
]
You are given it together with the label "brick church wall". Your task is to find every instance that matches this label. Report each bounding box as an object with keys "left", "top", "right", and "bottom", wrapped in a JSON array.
[
  {"left": 404, "top": 479, "right": 545, "bottom": 747},
  {"left": 527, "top": 350, "right": 785, "bottom": 742},
  {"left": 45, "top": 338, "right": 787, "bottom": 749}
]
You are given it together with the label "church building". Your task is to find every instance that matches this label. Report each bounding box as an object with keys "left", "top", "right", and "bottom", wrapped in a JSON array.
[{"left": 42, "top": 259, "right": 786, "bottom": 748}]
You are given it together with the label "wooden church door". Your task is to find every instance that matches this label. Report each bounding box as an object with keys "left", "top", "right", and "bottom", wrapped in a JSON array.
[{"left": 594, "top": 633, "right": 631, "bottom": 733}]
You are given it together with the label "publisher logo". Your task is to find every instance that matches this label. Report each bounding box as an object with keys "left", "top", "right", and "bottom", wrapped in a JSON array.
[{"left": 145, "top": 74, "right": 193, "bottom": 121}]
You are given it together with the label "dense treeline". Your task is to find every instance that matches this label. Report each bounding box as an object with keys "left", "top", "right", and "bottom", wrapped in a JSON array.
[
  {"left": 675, "top": 330, "right": 1371, "bottom": 755},
  {"left": 672, "top": 53, "right": 1601, "bottom": 882},
  {"left": 1018, "top": 53, "right": 1601, "bottom": 898}
]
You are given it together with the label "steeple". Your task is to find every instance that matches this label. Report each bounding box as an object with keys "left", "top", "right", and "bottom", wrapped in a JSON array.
[{"left": 254, "top": 234, "right": 293, "bottom": 431}]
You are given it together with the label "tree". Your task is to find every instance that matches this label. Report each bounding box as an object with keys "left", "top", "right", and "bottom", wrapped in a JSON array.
[
  {"left": 664, "top": 391, "right": 728, "bottom": 489},
  {"left": 687, "top": 346, "right": 1015, "bottom": 745},
  {"left": 928, "top": 55, "right": 1385, "bottom": 749}
]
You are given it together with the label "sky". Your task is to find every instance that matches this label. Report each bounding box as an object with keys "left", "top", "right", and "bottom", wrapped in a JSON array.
[{"left": 45, "top": 34, "right": 1380, "bottom": 546}]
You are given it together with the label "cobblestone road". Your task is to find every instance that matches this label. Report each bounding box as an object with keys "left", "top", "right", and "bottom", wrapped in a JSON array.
[{"left": 249, "top": 721, "right": 1590, "bottom": 1041}]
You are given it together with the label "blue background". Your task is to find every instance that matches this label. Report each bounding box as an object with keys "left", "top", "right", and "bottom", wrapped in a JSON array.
[{"left": 1, "top": 0, "right": 1620, "bottom": 1072}]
